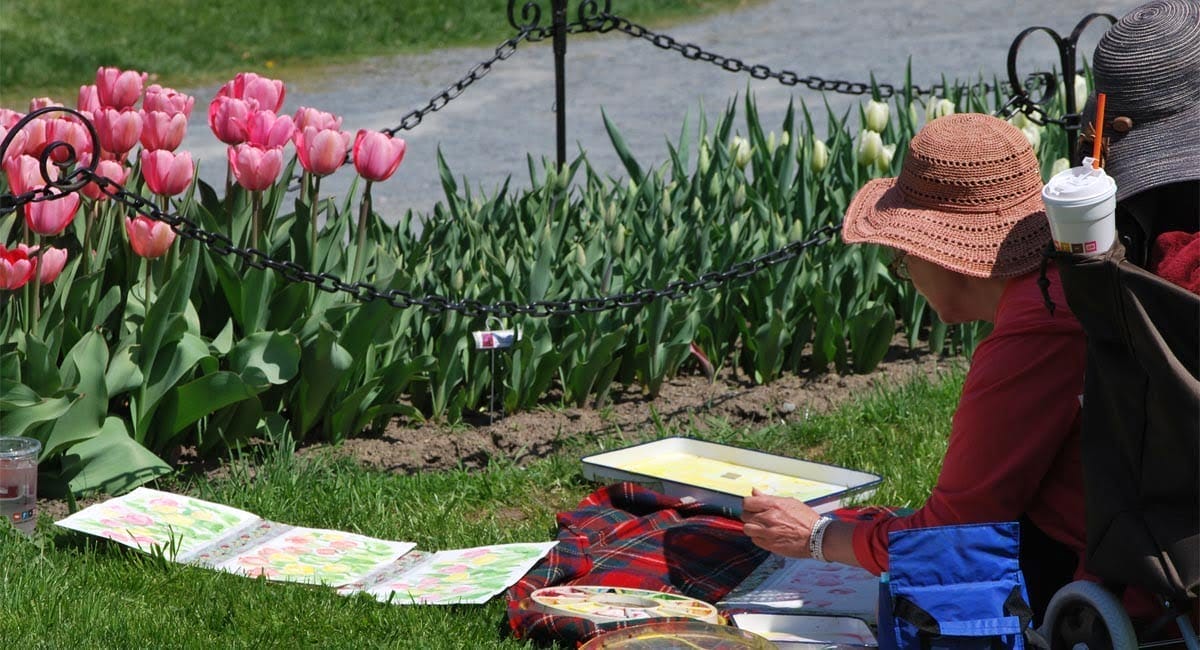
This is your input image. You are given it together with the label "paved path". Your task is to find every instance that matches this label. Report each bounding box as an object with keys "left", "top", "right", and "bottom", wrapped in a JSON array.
[{"left": 181, "top": 0, "right": 1132, "bottom": 223}]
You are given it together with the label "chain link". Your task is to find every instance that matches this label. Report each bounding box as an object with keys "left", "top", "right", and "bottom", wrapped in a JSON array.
[
  {"left": 596, "top": 13, "right": 1010, "bottom": 99},
  {"left": 382, "top": 32, "right": 532, "bottom": 136},
  {"left": 86, "top": 172, "right": 837, "bottom": 320}
]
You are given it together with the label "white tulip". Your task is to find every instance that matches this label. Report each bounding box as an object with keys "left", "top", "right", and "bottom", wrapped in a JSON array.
[
  {"left": 781, "top": 131, "right": 791, "bottom": 149},
  {"left": 1008, "top": 111, "right": 1031, "bottom": 130},
  {"left": 1021, "top": 125, "right": 1041, "bottom": 150},
  {"left": 733, "top": 183, "right": 747, "bottom": 209},
  {"left": 926, "top": 97, "right": 956, "bottom": 121},
  {"left": 698, "top": 142, "right": 711, "bottom": 176},
  {"left": 907, "top": 101, "right": 921, "bottom": 127},
  {"left": 875, "top": 143, "right": 897, "bottom": 173},
  {"left": 611, "top": 225, "right": 626, "bottom": 256},
  {"left": 1075, "top": 75, "right": 1089, "bottom": 106},
  {"left": 810, "top": 138, "right": 829, "bottom": 174},
  {"left": 857, "top": 130, "right": 884, "bottom": 168},
  {"left": 864, "top": 99, "right": 890, "bottom": 133},
  {"left": 1051, "top": 157, "right": 1071, "bottom": 177},
  {"left": 767, "top": 132, "right": 778, "bottom": 155},
  {"left": 730, "top": 136, "right": 752, "bottom": 170}
]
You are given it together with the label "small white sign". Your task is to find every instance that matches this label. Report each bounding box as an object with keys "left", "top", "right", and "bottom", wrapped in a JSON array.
[{"left": 472, "top": 329, "right": 520, "bottom": 350}]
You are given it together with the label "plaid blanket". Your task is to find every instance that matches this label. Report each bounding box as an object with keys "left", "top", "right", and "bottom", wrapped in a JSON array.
[
  {"left": 505, "top": 482, "right": 767, "bottom": 646},
  {"left": 504, "top": 483, "right": 906, "bottom": 646}
]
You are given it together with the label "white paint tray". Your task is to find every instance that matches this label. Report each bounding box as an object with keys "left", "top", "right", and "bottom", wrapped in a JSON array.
[
  {"left": 580, "top": 437, "right": 880, "bottom": 514},
  {"left": 732, "top": 613, "right": 878, "bottom": 648}
]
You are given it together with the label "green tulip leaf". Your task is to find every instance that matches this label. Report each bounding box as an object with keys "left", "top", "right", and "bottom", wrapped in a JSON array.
[
  {"left": 60, "top": 417, "right": 171, "bottom": 498},
  {"left": 157, "top": 371, "right": 260, "bottom": 438},
  {"left": 296, "top": 325, "right": 354, "bottom": 436},
  {"left": 230, "top": 331, "right": 301, "bottom": 388},
  {"left": 42, "top": 331, "right": 110, "bottom": 458},
  {"left": 105, "top": 343, "right": 144, "bottom": 397}
]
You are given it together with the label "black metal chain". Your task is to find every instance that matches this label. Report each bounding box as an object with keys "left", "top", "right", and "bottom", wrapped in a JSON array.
[
  {"left": 83, "top": 170, "right": 837, "bottom": 319},
  {"left": 382, "top": 31, "right": 534, "bottom": 136},
  {"left": 596, "top": 12, "right": 1010, "bottom": 100}
]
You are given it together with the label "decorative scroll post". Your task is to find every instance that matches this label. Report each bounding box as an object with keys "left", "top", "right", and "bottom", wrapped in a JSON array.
[{"left": 1005, "top": 13, "right": 1116, "bottom": 157}]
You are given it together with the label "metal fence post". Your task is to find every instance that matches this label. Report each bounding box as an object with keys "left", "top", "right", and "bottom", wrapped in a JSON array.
[{"left": 552, "top": 0, "right": 568, "bottom": 170}]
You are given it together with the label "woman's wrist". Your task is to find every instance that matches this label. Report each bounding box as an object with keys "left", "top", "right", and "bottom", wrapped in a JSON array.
[{"left": 808, "top": 515, "right": 834, "bottom": 561}]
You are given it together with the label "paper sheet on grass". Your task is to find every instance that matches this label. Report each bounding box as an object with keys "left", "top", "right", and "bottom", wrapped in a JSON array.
[
  {"left": 717, "top": 554, "right": 879, "bottom": 624},
  {"left": 339, "top": 542, "right": 560, "bottom": 604},
  {"left": 56, "top": 488, "right": 555, "bottom": 604}
]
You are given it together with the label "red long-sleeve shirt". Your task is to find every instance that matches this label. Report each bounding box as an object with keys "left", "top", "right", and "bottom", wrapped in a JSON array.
[{"left": 852, "top": 268, "right": 1088, "bottom": 575}]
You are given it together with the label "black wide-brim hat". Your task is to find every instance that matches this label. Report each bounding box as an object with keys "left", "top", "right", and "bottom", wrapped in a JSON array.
[{"left": 1080, "top": 0, "right": 1200, "bottom": 201}]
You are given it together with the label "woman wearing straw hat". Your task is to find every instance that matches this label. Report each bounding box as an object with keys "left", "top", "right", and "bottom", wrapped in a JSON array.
[{"left": 741, "top": 112, "right": 1088, "bottom": 619}]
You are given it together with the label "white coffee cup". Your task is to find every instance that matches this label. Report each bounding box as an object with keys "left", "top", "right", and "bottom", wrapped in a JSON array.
[{"left": 1041, "top": 157, "right": 1117, "bottom": 255}]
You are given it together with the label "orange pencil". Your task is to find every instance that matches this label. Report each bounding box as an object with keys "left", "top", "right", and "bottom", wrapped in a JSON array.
[{"left": 1092, "top": 93, "right": 1107, "bottom": 169}]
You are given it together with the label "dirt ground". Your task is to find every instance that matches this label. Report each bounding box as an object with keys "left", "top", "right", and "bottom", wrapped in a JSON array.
[{"left": 318, "top": 341, "right": 956, "bottom": 474}]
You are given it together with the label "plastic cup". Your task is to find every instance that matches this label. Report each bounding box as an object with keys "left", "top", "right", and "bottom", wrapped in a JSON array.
[
  {"left": 1041, "top": 157, "right": 1117, "bottom": 255},
  {"left": 0, "top": 436, "right": 42, "bottom": 535}
]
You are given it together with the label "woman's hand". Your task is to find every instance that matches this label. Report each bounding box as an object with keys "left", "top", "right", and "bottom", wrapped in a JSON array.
[{"left": 740, "top": 488, "right": 823, "bottom": 558}]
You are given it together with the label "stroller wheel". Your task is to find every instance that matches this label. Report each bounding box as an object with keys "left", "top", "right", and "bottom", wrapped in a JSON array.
[{"left": 1040, "top": 581, "right": 1139, "bottom": 649}]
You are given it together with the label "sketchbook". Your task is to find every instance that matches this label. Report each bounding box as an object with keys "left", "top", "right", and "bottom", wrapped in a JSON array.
[
  {"left": 56, "top": 487, "right": 555, "bottom": 605},
  {"left": 717, "top": 554, "right": 879, "bottom": 625}
]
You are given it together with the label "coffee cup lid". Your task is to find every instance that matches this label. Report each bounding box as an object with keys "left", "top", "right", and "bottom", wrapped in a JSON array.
[{"left": 1042, "top": 157, "right": 1117, "bottom": 205}]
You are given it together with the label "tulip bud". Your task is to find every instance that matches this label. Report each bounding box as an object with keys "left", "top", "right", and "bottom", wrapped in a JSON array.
[
  {"left": 1074, "top": 75, "right": 1089, "bottom": 105},
  {"left": 767, "top": 132, "right": 778, "bottom": 156},
  {"left": 1021, "top": 125, "right": 1041, "bottom": 150},
  {"left": 660, "top": 189, "right": 672, "bottom": 215},
  {"left": 810, "top": 138, "right": 829, "bottom": 174},
  {"left": 907, "top": 101, "right": 921, "bottom": 127},
  {"left": 926, "top": 98, "right": 956, "bottom": 121},
  {"left": 730, "top": 219, "right": 742, "bottom": 243},
  {"left": 780, "top": 131, "right": 790, "bottom": 149},
  {"left": 611, "top": 225, "right": 626, "bottom": 256},
  {"left": 857, "top": 130, "right": 883, "bottom": 168},
  {"left": 788, "top": 220, "right": 805, "bottom": 242},
  {"left": 875, "top": 143, "right": 897, "bottom": 174},
  {"left": 691, "top": 197, "right": 704, "bottom": 219},
  {"left": 864, "top": 99, "right": 890, "bottom": 133},
  {"left": 707, "top": 174, "right": 721, "bottom": 202},
  {"left": 1008, "top": 111, "right": 1031, "bottom": 130},
  {"left": 733, "top": 183, "right": 747, "bottom": 210},
  {"left": 604, "top": 201, "right": 618, "bottom": 228},
  {"left": 452, "top": 268, "right": 464, "bottom": 292},
  {"left": 627, "top": 177, "right": 638, "bottom": 197},
  {"left": 698, "top": 142, "right": 711, "bottom": 176},
  {"left": 1050, "top": 158, "right": 1071, "bottom": 177},
  {"left": 574, "top": 243, "right": 588, "bottom": 269},
  {"left": 730, "top": 136, "right": 752, "bottom": 170},
  {"left": 543, "top": 166, "right": 557, "bottom": 191}
]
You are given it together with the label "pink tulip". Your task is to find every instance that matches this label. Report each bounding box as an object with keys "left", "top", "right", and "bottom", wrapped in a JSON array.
[
  {"left": 28, "top": 97, "right": 62, "bottom": 112},
  {"left": 25, "top": 192, "right": 81, "bottom": 236},
  {"left": 142, "top": 85, "right": 194, "bottom": 117},
  {"left": 95, "top": 67, "right": 147, "bottom": 110},
  {"left": 125, "top": 215, "right": 176, "bottom": 258},
  {"left": 77, "top": 85, "right": 102, "bottom": 115},
  {"left": 0, "top": 126, "right": 28, "bottom": 166},
  {"left": 242, "top": 110, "right": 294, "bottom": 149},
  {"left": 294, "top": 127, "right": 349, "bottom": 177},
  {"left": 139, "top": 111, "right": 188, "bottom": 151},
  {"left": 208, "top": 96, "right": 250, "bottom": 145},
  {"left": 293, "top": 107, "right": 342, "bottom": 132},
  {"left": 17, "top": 244, "right": 68, "bottom": 286},
  {"left": 0, "top": 109, "right": 22, "bottom": 128},
  {"left": 0, "top": 245, "right": 37, "bottom": 290},
  {"left": 4, "top": 154, "right": 55, "bottom": 195},
  {"left": 81, "top": 158, "right": 128, "bottom": 201},
  {"left": 352, "top": 130, "right": 406, "bottom": 182},
  {"left": 93, "top": 108, "right": 143, "bottom": 157},
  {"left": 227, "top": 144, "right": 283, "bottom": 191},
  {"left": 44, "top": 118, "right": 92, "bottom": 164},
  {"left": 141, "top": 149, "right": 194, "bottom": 197},
  {"left": 20, "top": 118, "right": 48, "bottom": 158},
  {"left": 218, "top": 72, "right": 285, "bottom": 112}
]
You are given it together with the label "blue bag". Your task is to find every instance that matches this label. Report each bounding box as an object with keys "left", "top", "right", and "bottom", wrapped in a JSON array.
[{"left": 877, "top": 522, "right": 1047, "bottom": 650}]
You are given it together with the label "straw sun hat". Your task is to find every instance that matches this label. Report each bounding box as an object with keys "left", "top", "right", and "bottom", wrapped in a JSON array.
[
  {"left": 841, "top": 113, "right": 1050, "bottom": 279},
  {"left": 1080, "top": 0, "right": 1200, "bottom": 201}
]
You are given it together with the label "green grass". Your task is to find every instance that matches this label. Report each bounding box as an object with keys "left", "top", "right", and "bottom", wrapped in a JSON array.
[
  {"left": 0, "top": 364, "right": 963, "bottom": 648},
  {"left": 0, "top": 0, "right": 756, "bottom": 107}
]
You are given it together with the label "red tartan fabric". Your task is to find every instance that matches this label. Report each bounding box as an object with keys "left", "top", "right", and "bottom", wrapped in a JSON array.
[
  {"left": 505, "top": 482, "right": 768, "bottom": 646},
  {"left": 504, "top": 483, "right": 904, "bottom": 646}
]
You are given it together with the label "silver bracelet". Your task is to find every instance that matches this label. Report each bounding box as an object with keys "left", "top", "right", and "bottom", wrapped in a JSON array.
[{"left": 808, "top": 516, "right": 834, "bottom": 562}]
